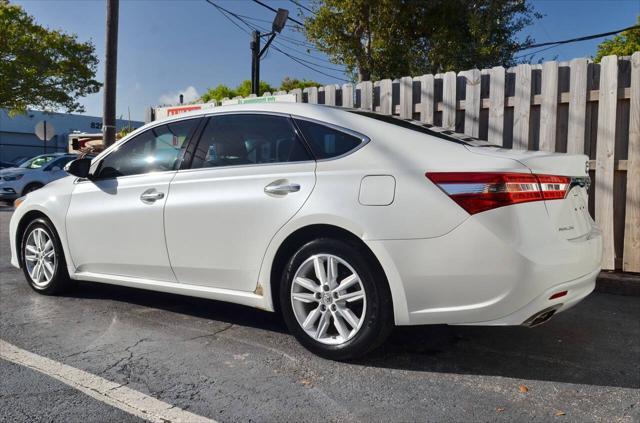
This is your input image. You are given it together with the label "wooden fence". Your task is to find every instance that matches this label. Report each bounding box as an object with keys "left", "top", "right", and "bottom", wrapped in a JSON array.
[{"left": 249, "top": 54, "right": 640, "bottom": 272}]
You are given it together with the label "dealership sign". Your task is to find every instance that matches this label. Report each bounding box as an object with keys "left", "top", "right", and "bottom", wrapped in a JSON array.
[{"left": 154, "top": 103, "right": 217, "bottom": 120}]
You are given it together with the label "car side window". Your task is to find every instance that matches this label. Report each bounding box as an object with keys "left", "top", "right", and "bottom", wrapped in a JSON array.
[
  {"left": 293, "top": 119, "right": 363, "bottom": 159},
  {"left": 46, "top": 156, "right": 74, "bottom": 171},
  {"left": 190, "top": 114, "right": 311, "bottom": 169},
  {"left": 94, "top": 119, "right": 198, "bottom": 178}
]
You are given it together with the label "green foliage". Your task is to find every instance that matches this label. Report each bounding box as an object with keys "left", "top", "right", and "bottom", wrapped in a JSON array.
[
  {"left": 303, "top": 0, "right": 540, "bottom": 81},
  {"left": 200, "top": 77, "right": 321, "bottom": 102},
  {"left": 595, "top": 16, "right": 640, "bottom": 62},
  {"left": 0, "top": 0, "right": 101, "bottom": 115},
  {"left": 279, "top": 77, "right": 321, "bottom": 91}
]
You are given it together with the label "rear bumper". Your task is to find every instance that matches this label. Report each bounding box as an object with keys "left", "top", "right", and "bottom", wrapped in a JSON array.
[{"left": 367, "top": 201, "right": 602, "bottom": 326}]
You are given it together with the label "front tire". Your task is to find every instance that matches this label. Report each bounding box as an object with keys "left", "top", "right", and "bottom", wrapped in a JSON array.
[
  {"left": 280, "top": 238, "right": 393, "bottom": 360},
  {"left": 20, "top": 218, "right": 73, "bottom": 295},
  {"left": 22, "top": 183, "right": 43, "bottom": 196}
]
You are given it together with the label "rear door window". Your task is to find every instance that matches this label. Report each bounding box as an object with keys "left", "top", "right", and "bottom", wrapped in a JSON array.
[
  {"left": 190, "top": 114, "right": 312, "bottom": 169},
  {"left": 293, "top": 119, "right": 364, "bottom": 159}
]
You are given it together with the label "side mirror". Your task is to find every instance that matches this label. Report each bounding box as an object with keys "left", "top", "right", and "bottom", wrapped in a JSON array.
[{"left": 64, "top": 158, "right": 92, "bottom": 178}]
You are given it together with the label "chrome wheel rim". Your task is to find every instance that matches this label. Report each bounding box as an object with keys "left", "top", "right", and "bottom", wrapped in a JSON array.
[
  {"left": 291, "top": 254, "right": 367, "bottom": 345},
  {"left": 24, "top": 228, "right": 56, "bottom": 287}
]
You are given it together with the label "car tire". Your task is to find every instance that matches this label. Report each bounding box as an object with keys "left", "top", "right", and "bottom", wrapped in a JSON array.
[
  {"left": 22, "top": 183, "right": 43, "bottom": 196},
  {"left": 280, "top": 238, "right": 393, "bottom": 360},
  {"left": 20, "top": 217, "right": 74, "bottom": 295}
]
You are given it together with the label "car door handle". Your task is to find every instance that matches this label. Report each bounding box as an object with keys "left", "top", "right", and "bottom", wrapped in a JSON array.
[
  {"left": 140, "top": 189, "right": 165, "bottom": 204},
  {"left": 264, "top": 180, "right": 301, "bottom": 196}
]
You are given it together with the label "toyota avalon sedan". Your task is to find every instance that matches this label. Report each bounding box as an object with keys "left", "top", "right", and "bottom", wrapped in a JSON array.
[{"left": 9, "top": 103, "right": 602, "bottom": 360}]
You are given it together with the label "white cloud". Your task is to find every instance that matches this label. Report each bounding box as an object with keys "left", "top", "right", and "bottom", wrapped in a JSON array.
[{"left": 158, "top": 86, "right": 200, "bottom": 105}]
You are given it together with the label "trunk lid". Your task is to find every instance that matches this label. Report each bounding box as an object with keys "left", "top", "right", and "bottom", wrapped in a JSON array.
[{"left": 466, "top": 146, "right": 592, "bottom": 240}]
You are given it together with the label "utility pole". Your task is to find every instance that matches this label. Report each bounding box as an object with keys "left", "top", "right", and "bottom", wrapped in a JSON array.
[
  {"left": 251, "top": 31, "right": 261, "bottom": 95},
  {"left": 250, "top": 8, "right": 289, "bottom": 96},
  {"left": 103, "top": 0, "right": 119, "bottom": 147}
]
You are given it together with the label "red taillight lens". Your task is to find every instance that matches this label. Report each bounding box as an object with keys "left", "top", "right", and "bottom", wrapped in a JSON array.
[
  {"left": 537, "top": 175, "right": 571, "bottom": 200},
  {"left": 426, "top": 172, "right": 570, "bottom": 215}
]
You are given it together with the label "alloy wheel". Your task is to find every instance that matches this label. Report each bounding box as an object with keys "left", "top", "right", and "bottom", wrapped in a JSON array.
[
  {"left": 290, "top": 254, "right": 367, "bottom": 345},
  {"left": 24, "top": 228, "right": 56, "bottom": 287}
]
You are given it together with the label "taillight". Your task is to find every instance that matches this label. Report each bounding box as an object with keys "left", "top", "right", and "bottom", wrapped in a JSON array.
[{"left": 426, "top": 172, "right": 571, "bottom": 215}]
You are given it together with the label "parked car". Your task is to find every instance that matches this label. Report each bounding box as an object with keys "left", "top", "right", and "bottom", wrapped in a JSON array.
[
  {"left": 0, "top": 153, "right": 79, "bottom": 201},
  {"left": 8, "top": 104, "right": 602, "bottom": 360}
]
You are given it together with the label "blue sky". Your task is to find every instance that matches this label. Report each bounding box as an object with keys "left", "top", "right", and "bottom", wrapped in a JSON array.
[{"left": 15, "top": 0, "right": 640, "bottom": 121}]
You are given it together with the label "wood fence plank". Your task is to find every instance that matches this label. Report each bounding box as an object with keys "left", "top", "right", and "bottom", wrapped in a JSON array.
[
  {"left": 513, "top": 64, "right": 532, "bottom": 149},
  {"left": 595, "top": 55, "right": 618, "bottom": 270},
  {"left": 324, "top": 84, "right": 336, "bottom": 106},
  {"left": 304, "top": 86, "right": 318, "bottom": 104},
  {"left": 624, "top": 52, "right": 640, "bottom": 272},
  {"left": 488, "top": 66, "right": 505, "bottom": 146},
  {"left": 342, "top": 83, "right": 354, "bottom": 107},
  {"left": 357, "top": 81, "right": 373, "bottom": 111},
  {"left": 379, "top": 79, "right": 393, "bottom": 115},
  {"left": 289, "top": 88, "right": 302, "bottom": 102},
  {"left": 442, "top": 71, "right": 457, "bottom": 130},
  {"left": 567, "top": 58, "right": 589, "bottom": 154},
  {"left": 463, "top": 69, "right": 481, "bottom": 137},
  {"left": 399, "top": 76, "right": 413, "bottom": 119},
  {"left": 540, "top": 61, "right": 559, "bottom": 151},
  {"left": 419, "top": 74, "right": 435, "bottom": 124}
]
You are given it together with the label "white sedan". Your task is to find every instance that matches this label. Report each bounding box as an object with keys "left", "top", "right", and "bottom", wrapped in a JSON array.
[{"left": 9, "top": 103, "right": 602, "bottom": 359}]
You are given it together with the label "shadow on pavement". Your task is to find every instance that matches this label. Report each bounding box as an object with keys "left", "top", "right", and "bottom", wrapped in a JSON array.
[{"left": 64, "top": 281, "right": 640, "bottom": 390}]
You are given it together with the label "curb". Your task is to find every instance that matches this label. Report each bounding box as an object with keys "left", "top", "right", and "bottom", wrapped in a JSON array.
[{"left": 596, "top": 271, "right": 640, "bottom": 297}]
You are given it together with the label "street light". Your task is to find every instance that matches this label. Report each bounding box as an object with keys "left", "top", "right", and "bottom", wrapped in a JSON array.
[{"left": 251, "top": 8, "right": 289, "bottom": 95}]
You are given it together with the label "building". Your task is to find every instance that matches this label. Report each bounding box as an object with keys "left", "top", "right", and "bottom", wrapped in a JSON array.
[{"left": 0, "top": 109, "right": 143, "bottom": 163}]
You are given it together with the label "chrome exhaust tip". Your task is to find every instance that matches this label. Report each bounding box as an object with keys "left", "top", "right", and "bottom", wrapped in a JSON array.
[{"left": 523, "top": 305, "right": 562, "bottom": 327}]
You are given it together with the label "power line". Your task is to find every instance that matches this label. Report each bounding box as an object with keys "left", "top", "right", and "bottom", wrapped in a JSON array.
[
  {"left": 517, "top": 24, "right": 639, "bottom": 51},
  {"left": 205, "top": 0, "right": 349, "bottom": 82},
  {"left": 271, "top": 45, "right": 350, "bottom": 82},
  {"left": 271, "top": 41, "right": 347, "bottom": 71},
  {"left": 288, "top": 0, "right": 314, "bottom": 15},
  {"left": 250, "top": 0, "right": 305, "bottom": 27}
]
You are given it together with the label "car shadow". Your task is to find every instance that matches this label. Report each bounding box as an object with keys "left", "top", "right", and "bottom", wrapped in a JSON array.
[{"left": 65, "top": 282, "right": 639, "bottom": 390}]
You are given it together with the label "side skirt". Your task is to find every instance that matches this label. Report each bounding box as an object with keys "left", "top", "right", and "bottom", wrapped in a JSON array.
[{"left": 71, "top": 271, "right": 273, "bottom": 311}]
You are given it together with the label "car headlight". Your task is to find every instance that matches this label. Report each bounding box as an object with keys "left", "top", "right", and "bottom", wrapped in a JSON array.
[{"left": 2, "top": 174, "right": 24, "bottom": 181}]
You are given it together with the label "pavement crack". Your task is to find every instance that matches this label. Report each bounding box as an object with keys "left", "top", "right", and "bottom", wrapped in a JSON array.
[{"left": 184, "top": 323, "right": 234, "bottom": 342}]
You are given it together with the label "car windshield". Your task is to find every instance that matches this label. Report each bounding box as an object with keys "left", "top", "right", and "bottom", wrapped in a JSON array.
[
  {"left": 348, "top": 111, "right": 497, "bottom": 147},
  {"left": 19, "top": 155, "right": 59, "bottom": 169}
]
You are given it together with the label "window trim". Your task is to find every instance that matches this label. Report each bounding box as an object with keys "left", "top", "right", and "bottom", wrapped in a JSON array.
[
  {"left": 182, "top": 112, "right": 316, "bottom": 173},
  {"left": 290, "top": 115, "right": 370, "bottom": 162}
]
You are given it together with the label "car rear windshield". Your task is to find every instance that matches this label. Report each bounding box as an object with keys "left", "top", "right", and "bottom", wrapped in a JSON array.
[{"left": 348, "top": 111, "right": 496, "bottom": 147}]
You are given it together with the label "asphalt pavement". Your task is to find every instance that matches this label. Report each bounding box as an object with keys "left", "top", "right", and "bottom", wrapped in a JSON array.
[{"left": 1, "top": 208, "right": 638, "bottom": 422}]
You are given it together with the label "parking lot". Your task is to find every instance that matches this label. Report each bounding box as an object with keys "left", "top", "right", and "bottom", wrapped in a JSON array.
[{"left": 1, "top": 208, "right": 638, "bottom": 422}]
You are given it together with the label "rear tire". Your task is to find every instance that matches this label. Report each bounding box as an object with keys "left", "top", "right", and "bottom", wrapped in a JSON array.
[
  {"left": 20, "top": 218, "right": 73, "bottom": 295},
  {"left": 280, "top": 238, "right": 393, "bottom": 360}
]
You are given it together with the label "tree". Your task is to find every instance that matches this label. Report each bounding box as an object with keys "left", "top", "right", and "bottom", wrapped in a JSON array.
[
  {"left": 303, "top": 0, "right": 540, "bottom": 81},
  {"left": 279, "top": 77, "right": 321, "bottom": 91},
  {"left": 200, "top": 78, "right": 320, "bottom": 103},
  {"left": 0, "top": 0, "right": 101, "bottom": 115},
  {"left": 595, "top": 16, "right": 640, "bottom": 62}
]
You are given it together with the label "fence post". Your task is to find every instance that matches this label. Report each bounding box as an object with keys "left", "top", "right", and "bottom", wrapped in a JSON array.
[
  {"left": 488, "top": 66, "right": 505, "bottom": 146},
  {"left": 342, "top": 83, "right": 354, "bottom": 108},
  {"left": 442, "top": 72, "right": 457, "bottom": 130},
  {"left": 419, "top": 74, "right": 435, "bottom": 124},
  {"left": 324, "top": 84, "right": 337, "bottom": 106},
  {"left": 357, "top": 81, "right": 373, "bottom": 111},
  {"left": 513, "top": 64, "right": 532, "bottom": 150},
  {"left": 379, "top": 79, "right": 392, "bottom": 115},
  {"left": 463, "top": 69, "right": 480, "bottom": 137},
  {"left": 289, "top": 88, "right": 302, "bottom": 102},
  {"left": 539, "top": 61, "right": 559, "bottom": 152},
  {"left": 399, "top": 76, "right": 413, "bottom": 119},
  {"left": 304, "top": 86, "right": 318, "bottom": 104},
  {"left": 567, "top": 58, "right": 588, "bottom": 154},
  {"left": 624, "top": 51, "right": 640, "bottom": 272},
  {"left": 595, "top": 55, "right": 618, "bottom": 270}
]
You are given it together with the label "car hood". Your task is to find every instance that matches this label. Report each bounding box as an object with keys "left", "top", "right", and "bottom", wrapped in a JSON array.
[{"left": 0, "top": 167, "right": 29, "bottom": 176}]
